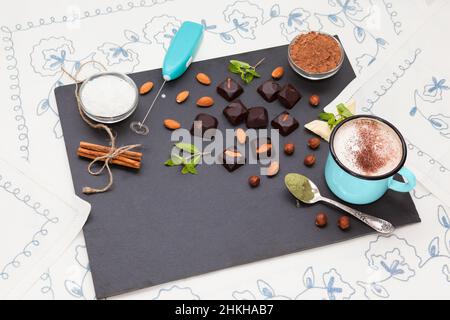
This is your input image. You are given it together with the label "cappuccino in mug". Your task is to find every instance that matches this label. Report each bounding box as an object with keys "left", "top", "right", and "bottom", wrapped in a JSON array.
[
  {"left": 332, "top": 117, "right": 403, "bottom": 177},
  {"left": 325, "top": 115, "right": 416, "bottom": 204}
]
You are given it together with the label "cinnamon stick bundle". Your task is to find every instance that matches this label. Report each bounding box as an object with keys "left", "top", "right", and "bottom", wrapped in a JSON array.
[{"left": 77, "top": 141, "right": 142, "bottom": 169}]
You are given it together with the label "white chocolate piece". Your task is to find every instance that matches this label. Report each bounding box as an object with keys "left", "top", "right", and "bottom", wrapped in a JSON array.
[
  {"left": 346, "top": 100, "right": 356, "bottom": 114},
  {"left": 304, "top": 120, "right": 331, "bottom": 142},
  {"left": 304, "top": 101, "right": 357, "bottom": 142}
]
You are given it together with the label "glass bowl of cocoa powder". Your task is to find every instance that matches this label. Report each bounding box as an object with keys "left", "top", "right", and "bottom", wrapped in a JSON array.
[{"left": 288, "top": 31, "right": 344, "bottom": 80}]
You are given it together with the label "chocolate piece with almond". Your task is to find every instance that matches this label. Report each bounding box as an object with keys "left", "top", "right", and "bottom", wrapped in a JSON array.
[
  {"left": 221, "top": 147, "right": 246, "bottom": 172},
  {"left": 271, "top": 111, "right": 299, "bottom": 136},
  {"left": 217, "top": 77, "right": 243, "bottom": 101}
]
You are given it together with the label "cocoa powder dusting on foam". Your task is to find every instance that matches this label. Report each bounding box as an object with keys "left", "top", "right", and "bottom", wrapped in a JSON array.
[{"left": 353, "top": 120, "right": 393, "bottom": 175}]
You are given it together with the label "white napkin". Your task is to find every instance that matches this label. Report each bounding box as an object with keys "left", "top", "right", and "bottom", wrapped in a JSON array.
[
  {"left": 324, "top": 2, "right": 450, "bottom": 207},
  {"left": 0, "top": 157, "right": 90, "bottom": 299}
]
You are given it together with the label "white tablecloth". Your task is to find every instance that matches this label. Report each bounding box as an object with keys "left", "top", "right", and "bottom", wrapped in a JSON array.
[{"left": 1, "top": 0, "right": 449, "bottom": 299}]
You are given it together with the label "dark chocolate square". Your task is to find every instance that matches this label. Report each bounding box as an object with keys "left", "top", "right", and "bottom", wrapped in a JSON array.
[
  {"left": 222, "top": 100, "right": 248, "bottom": 126},
  {"left": 190, "top": 113, "right": 218, "bottom": 137},
  {"left": 221, "top": 147, "right": 245, "bottom": 172},
  {"left": 278, "top": 84, "right": 301, "bottom": 109},
  {"left": 246, "top": 107, "right": 268, "bottom": 129},
  {"left": 217, "top": 77, "right": 244, "bottom": 101},
  {"left": 271, "top": 111, "right": 299, "bottom": 136},
  {"left": 257, "top": 80, "right": 281, "bottom": 102}
]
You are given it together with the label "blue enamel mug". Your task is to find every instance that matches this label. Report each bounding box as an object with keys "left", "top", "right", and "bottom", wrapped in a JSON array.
[{"left": 325, "top": 115, "right": 416, "bottom": 205}]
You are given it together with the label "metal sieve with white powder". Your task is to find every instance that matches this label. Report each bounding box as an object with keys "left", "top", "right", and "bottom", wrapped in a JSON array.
[{"left": 79, "top": 72, "right": 138, "bottom": 123}]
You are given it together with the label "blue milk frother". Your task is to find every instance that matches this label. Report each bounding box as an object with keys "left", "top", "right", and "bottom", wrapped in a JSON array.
[{"left": 130, "top": 21, "right": 204, "bottom": 135}]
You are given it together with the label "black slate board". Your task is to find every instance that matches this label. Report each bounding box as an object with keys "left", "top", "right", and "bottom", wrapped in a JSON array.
[{"left": 55, "top": 44, "right": 421, "bottom": 298}]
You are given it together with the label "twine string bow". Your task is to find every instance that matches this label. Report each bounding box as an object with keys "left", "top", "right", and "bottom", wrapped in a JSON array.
[{"left": 62, "top": 61, "right": 141, "bottom": 194}]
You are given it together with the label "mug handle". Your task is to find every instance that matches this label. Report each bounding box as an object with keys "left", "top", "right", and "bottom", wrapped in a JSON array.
[{"left": 388, "top": 167, "right": 416, "bottom": 192}]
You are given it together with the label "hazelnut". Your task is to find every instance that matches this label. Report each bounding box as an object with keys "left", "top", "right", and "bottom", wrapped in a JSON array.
[
  {"left": 309, "top": 94, "right": 320, "bottom": 107},
  {"left": 308, "top": 137, "right": 321, "bottom": 150},
  {"left": 304, "top": 154, "right": 316, "bottom": 167},
  {"left": 248, "top": 175, "right": 261, "bottom": 188},
  {"left": 315, "top": 212, "right": 328, "bottom": 228},
  {"left": 284, "top": 143, "right": 295, "bottom": 156},
  {"left": 338, "top": 216, "right": 351, "bottom": 230}
]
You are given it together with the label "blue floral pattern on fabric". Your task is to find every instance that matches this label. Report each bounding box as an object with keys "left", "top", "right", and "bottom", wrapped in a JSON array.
[
  {"left": 313, "top": 0, "right": 388, "bottom": 72},
  {"left": 409, "top": 77, "right": 450, "bottom": 139},
  {"left": 153, "top": 285, "right": 201, "bottom": 300},
  {"left": 231, "top": 268, "right": 355, "bottom": 300},
  {"left": 0, "top": 173, "right": 59, "bottom": 282},
  {"left": 5, "top": 0, "right": 450, "bottom": 299},
  {"left": 64, "top": 245, "right": 92, "bottom": 300},
  {"left": 16, "top": 0, "right": 400, "bottom": 143}
]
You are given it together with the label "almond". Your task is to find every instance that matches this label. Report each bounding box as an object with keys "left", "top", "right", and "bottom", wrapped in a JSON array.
[
  {"left": 225, "top": 150, "right": 242, "bottom": 158},
  {"left": 271, "top": 66, "right": 284, "bottom": 80},
  {"left": 236, "top": 128, "right": 247, "bottom": 144},
  {"left": 163, "top": 119, "right": 181, "bottom": 130},
  {"left": 267, "top": 161, "right": 280, "bottom": 177},
  {"left": 256, "top": 143, "right": 272, "bottom": 154},
  {"left": 139, "top": 81, "right": 154, "bottom": 95},
  {"left": 196, "top": 73, "right": 211, "bottom": 85},
  {"left": 176, "top": 90, "right": 190, "bottom": 104},
  {"left": 196, "top": 96, "right": 214, "bottom": 107}
]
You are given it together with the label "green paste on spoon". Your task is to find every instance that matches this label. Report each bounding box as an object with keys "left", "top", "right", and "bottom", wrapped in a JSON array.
[{"left": 284, "top": 173, "right": 314, "bottom": 202}]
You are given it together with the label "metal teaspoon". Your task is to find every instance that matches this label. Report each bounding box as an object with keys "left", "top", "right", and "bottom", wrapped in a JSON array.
[{"left": 284, "top": 173, "right": 395, "bottom": 234}]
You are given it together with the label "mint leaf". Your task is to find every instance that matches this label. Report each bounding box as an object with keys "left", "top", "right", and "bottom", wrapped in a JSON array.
[
  {"left": 170, "top": 153, "right": 185, "bottom": 165},
  {"left": 165, "top": 153, "right": 186, "bottom": 166},
  {"left": 185, "top": 163, "right": 198, "bottom": 174},
  {"left": 247, "top": 68, "right": 260, "bottom": 77},
  {"left": 243, "top": 72, "right": 254, "bottom": 84},
  {"left": 319, "top": 112, "right": 334, "bottom": 121},
  {"left": 327, "top": 117, "right": 336, "bottom": 127},
  {"left": 337, "top": 103, "right": 353, "bottom": 118},
  {"left": 318, "top": 103, "right": 354, "bottom": 129},
  {"left": 228, "top": 64, "right": 241, "bottom": 74},
  {"left": 227, "top": 59, "right": 263, "bottom": 84},
  {"left": 189, "top": 154, "right": 202, "bottom": 166},
  {"left": 334, "top": 117, "right": 345, "bottom": 126},
  {"left": 164, "top": 159, "right": 175, "bottom": 166},
  {"left": 166, "top": 146, "right": 204, "bottom": 175},
  {"left": 175, "top": 142, "right": 199, "bottom": 154},
  {"left": 181, "top": 166, "right": 190, "bottom": 174},
  {"left": 230, "top": 60, "right": 250, "bottom": 68}
]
